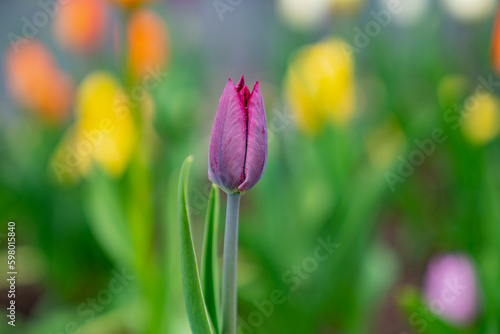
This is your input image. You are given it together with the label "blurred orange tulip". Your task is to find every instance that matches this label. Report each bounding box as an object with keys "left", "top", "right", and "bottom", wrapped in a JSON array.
[
  {"left": 127, "top": 9, "right": 170, "bottom": 81},
  {"left": 109, "top": 0, "right": 154, "bottom": 9},
  {"left": 492, "top": 5, "right": 500, "bottom": 75},
  {"left": 52, "top": 0, "right": 109, "bottom": 54},
  {"left": 4, "top": 40, "right": 74, "bottom": 124}
]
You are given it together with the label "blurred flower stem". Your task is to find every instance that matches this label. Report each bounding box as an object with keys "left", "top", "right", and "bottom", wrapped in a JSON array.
[
  {"left": 221, "top": 193, "right": 241, "bottom": 334},
  {"left": 118, "top": 7, "right": 158, "bottom": 334}
]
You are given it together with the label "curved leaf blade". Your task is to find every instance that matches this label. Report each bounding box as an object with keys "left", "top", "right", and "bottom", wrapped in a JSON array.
[
  {"left": 178, "top": 156, "right": 214, "bottom": 334},
  {"left": 202, "top": 184, "right": 221, "bottom": 333}
]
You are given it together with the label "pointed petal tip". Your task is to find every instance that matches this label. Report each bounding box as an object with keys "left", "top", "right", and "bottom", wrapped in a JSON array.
[
  {"left": 235, "top": 75, "right": 245, "bottom": 91},
  {"left": 239, "top": 85, "right": 250, "bottom": 105},
  {"left": 248, "top": 81, "right": 263, "bottom": 104},
  {"left": 252, "top": 80, "right": 260, "bottom": 93},
  {"left": 221, "top": 78, "right": 239, "bottom": 101}
]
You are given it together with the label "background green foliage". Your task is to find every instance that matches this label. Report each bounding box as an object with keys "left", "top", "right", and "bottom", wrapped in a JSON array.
[{"left": 0, "top": 1, "right": 499, "bottom": 333}]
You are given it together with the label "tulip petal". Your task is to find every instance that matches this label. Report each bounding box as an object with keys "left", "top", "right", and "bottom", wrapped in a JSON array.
[
  {"left": 235, "top": 75, "right": 245, "bottom": 92},
  {"left": 239, "top": 82, "right": 267, "bottom": 193},
  {"left": 236, "top": 75, "right": 250, "bottom": 105},
  {"left": 239, "top": 86, "right": 250, "bottom": 108},
  {"left": 209, "top": 79, "right": 247, "bottom": 193}
]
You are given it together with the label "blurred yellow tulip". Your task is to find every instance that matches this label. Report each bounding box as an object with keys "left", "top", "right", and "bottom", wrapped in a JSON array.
[
  {"left": 284, "top": 38, "right": 355, "bottom": 134},
  {"left": 127, "top": 9, "right": 169, "bottom": 81},
  {"left": 52, "top": 0, "right": 109, "bottom": 54},
  {"left": 3, "top": 40, "right": 74, "bottom": 124},
  {"left": 461, "top": 93, "right": 500, "bottom": 145},
  {"left": 51, "top": 72, "right": 137, "bottom": 182},
  {"left": 330, "top": 0, "right": 367, "bottom": 15}
]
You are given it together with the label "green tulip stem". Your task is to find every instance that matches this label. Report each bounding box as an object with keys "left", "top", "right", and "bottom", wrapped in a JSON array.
[{"left": 221, "top": 192, "right": 241, "bottom": 334}]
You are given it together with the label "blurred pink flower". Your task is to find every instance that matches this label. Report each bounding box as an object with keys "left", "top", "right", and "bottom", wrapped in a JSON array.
[{"left": 423, "top": 253, "right": 480, "bottom": 326}]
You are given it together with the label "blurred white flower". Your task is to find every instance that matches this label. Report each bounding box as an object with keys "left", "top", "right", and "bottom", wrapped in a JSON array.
[
  {"left": 378, "top": 0, "right": 430, "bottom": 26},
  {"left": 441, "top": 0, "right": 496, "bottom": 22},
  {"left": 277, "top": 0, "right": 330, "bottom": 30}
]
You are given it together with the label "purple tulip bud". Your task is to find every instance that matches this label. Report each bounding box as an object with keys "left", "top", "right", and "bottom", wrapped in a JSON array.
[
  {"left": 422, "top": 253, "right": 480, "bottom": 326},
  {"left": 208, "top": 76, "right": 268, "bottom": 194}
]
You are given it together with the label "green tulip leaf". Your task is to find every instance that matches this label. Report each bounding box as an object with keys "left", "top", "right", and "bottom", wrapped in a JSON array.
[
  {"left": 178, "top": 156, "right": 214, "bottom": 334},
  {"left": 202, "top": 184, "right": 221, "bottom": 333},
  {"left": 398, "top": 287, "right": 473, "bottom": 334},
  {"left": 478, "top": 165, "right": 500, "bottom": 333},
  {"left": 85, "top": 167, "right": 132, "bottom": 269}
]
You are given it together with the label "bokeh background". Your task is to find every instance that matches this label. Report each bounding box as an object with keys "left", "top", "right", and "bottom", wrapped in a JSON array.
[{"left": 1, "top": 0, "right": 500, "bottom": 333}]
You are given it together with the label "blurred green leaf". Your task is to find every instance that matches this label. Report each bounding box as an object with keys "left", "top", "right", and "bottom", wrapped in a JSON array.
[
  {"left": 478, "top": 162, "right": 500, "bottom": 333},
  {"left": 85, "top": 167, "right": 132, "bottom": 268},
  {"left": 398, "top": 287, "right": 473, "bottom": 334},
  {"left": 152, "top": 66, "right": 201, "bottom": 143},
  {"left": 201, "top": 184, "right": 221, "bottom": 333},
  {"left": 160, "top": 170, "right": 189, "bottom": 333},
  {"left": 178, "top": 155, "right": 214, "bottom": 334}
]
